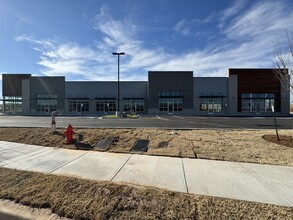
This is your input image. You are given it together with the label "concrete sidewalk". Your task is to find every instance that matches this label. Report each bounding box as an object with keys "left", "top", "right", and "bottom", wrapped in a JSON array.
[{"left": 0, "top": 141, "right": 292, "bottom": 207}]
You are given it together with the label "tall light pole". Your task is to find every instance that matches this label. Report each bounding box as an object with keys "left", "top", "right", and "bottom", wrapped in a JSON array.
[{"left": 112, "top": 52, "right": 125, "bottom": 116}]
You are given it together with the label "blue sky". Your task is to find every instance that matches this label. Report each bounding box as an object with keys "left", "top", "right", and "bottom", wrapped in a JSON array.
[{"left": 1, "top": 0, "right": 293, "bottom": 97}]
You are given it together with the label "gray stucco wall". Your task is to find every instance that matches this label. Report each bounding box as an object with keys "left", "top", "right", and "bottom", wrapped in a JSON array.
[
  {"left": 29, "top": 77, "right": 65, "bottom": 113},
  {"left": 65, "top": 82, "right": 116, "bottom": 99},
  {"left": 65, "top": 81, "right": 147, "bottom": 99},
  {"left": 148, "top": 71, "right": 193, "bottom": 109},
  {"left": 120, "top": 82, "right": 148, "bottom": 99},
  {"left": 65, "top": 81, "right": 148, "bottom": 113},
  {"left": 280, "top": 83, "right": 290, "bottom": 115},
  {"left": 228, "top": 74, "right": 238, "bottom": 115},
  {"left": 21, "top": 79, "right": 30, "bottom": 114},
  {"left": 193, "top": 77, "right": 228, "bottom": 97},
  {"left": 193, "top": 77, "right": 228, "bottom": 115}
]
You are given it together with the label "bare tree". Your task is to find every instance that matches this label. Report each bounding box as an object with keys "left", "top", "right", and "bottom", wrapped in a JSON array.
[{"left": 274, "top": 31, "right": 292, "bottom": 95}]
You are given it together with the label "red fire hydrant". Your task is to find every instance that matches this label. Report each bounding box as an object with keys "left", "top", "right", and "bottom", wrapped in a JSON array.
[{"left": 64, "top": 124, "right": 75, "bottom": 144}]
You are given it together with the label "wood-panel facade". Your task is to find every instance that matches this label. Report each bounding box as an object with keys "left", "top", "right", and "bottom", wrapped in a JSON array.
[{"left": 229, "top": 69, "right": 281, "bottom": 112}]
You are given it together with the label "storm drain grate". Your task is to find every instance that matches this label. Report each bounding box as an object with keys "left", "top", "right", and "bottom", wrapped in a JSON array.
[
  {"left": 94, "top": 137, "right": 114, "bottom": 151},
  {"left": 131, "top": 139, "right": 149, "bottom": 152}
]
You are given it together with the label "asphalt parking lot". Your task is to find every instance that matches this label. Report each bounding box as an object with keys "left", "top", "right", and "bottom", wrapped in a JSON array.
[{"left": 0, "top": 115, "right": 292, "bottom": 129}]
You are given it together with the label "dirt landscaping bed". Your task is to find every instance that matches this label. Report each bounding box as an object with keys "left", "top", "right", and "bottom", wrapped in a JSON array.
[
  {"left": 263, "top": 135, "right": 293, "bottom": 148},
  {"left": 0, "top": 127, "right": 293, "bottom": 166},
  {"left": 0, "top": 167, "right": 292, "bottom": 219}
]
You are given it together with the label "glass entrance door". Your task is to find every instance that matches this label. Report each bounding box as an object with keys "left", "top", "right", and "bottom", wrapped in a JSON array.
[
  {"left": 104, "top": 103, "right": 109, "bottom": 114},
  {"left": 254, "top": 100, "right": 261, "bottom": 112},
  {"left": 76, "top": 103, "right": 82, "bottom": 114},
  {"left": 77, "top": 103, "right": 83, "bottom": 114},
  {"left": 168, "top": 102, "right": 173, "bottom": 114},
  {"left": 131, "top": 103, "right": 136, "bottom": 114}
]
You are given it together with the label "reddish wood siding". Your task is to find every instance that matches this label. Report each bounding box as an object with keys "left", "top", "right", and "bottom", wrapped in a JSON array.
[{"left": 229, "top": 69, "right": 281, "bottom": 112}]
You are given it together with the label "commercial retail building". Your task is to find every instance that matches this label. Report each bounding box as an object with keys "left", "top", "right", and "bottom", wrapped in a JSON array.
[{"left": 1, "top": 69, "right": 290, "bottom": 116}]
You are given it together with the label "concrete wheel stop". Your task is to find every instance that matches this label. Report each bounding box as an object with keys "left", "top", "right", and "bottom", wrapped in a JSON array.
[{"left": 131, "top": 139, "right": 149, "bottom": 152}]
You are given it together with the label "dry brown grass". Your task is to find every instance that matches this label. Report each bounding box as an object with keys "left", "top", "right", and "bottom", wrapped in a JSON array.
[
  {"left": 0, "top": 127, "right": 293, "bottom": 166},
  {"left": 188, "top": 129, "right": 293, "bottom": 166},
  {"left": 1, "top": 128, "right": 293, "bottom": 218},
  {"left": 0, "top": 167, "right": 292, "bottom": 219}
]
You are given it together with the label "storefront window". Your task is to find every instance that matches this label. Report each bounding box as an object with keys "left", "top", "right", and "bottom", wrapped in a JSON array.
[
  {"left": 158, "top": 91, "right": 183, "bottom": 113},
  {"left": 1, "top": 96, "right": 22, "bottom": 112},
  {"left": 159, "top": 98, "right": 183, "bottom": 112},
  {"left": 241, "top": 93, "right": 276, "bottom": 112},
  {"left": 69, "top": 100, "right": 89, "bottom": 112},
  {"left": 123, "top": 99, "right": 144, "bottom": 113},
  {"left": 96, "top": 100, "right": 116, "bottom": 112},
  {"left": 36, "top": 94, "right": 58, "bottom": 112},
  {"left": 199, "top": 97, "right": 223, "bottom": 112},
  {"left": 158, "top": 91, "right": 183, "bottom": 97}
]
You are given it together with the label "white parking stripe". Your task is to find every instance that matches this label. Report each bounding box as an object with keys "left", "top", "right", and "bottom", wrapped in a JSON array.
[
  {"left": 156, "top": 115, "right": 169, "bottom": 121},
  {"left": 216, "top": 117, "right": 231, "bottom": 119},
  {"left": 173, "top": 115, "right": 184, "bottom": 119}
]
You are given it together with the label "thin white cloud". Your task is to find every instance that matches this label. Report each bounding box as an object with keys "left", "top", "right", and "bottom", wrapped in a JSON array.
[
  {"left": 91, "top": 7, "right": 137, "bottom": 46},
  {"left": 173, "top": 19, "right": 191, "bottom": 36},
  {"left": 152, "top": 38, "right": 274, "bottom": 76},
  {"left": 223, "top": 1, "right": 293, "bottom": 40},
  {"left": 91, "top": 7, "right": 170, "bottom": 74},
  {"left": 6, "top": 4, "right": 55, "bottom": 36},
  {"left": 172, "top": 16, "right": 214, "bottom": 37},
  {"left": 15, "top": 34, "right": 54, "bottom": 49},
  {"left": 15, "top": 1, "right": 293, "bottom": 81},
  {"left": 164, "top": 0, "right": 293, "bottom": 76},
  {"left": 15, "top": 34, "right": 113, "bottom": 80},
  {"left": 220, "top": 0, "right": 246, "bottom": 22}
]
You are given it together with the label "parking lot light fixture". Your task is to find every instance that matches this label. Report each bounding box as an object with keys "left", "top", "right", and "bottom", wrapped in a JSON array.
[{"left": 112, "top": 52, "right": 125, "bottom": 116}]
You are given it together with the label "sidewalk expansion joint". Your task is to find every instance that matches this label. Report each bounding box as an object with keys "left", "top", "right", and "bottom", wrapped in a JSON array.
[
  {"left": 49, "top": 152, "right": 89, "bottom": 174},
  {"left": 110, "top": 155, "right": 132, "bottom": 182},
  {"left": 181, "top": 158, "right": 189, "bottom": 193},
  {"left": 240, "top": 163, "right": 292, "bottom": 206}
]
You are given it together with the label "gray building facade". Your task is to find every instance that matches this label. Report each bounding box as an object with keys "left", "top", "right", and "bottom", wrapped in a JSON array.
[
  {"left": 24, "top": 76, "right": 65, "bottom": 115},
  {"left": 148, "top": 71, "right": 193, "bottom": 114},
  {"left": 193, "top": 77, "right": 228, "bottom": 115},
  {"left": 64, "top": 81, "right": 148, "bottom": 115},
  {"left": 1, "top": 69, "right": 290, "bottom": 116}
]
